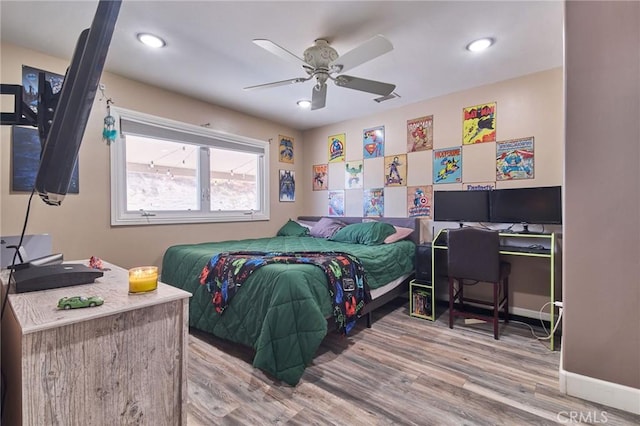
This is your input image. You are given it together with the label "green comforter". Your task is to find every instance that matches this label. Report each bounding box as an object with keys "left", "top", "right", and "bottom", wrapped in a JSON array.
[{"left": 161, "top": 236, "right": 415, "bottom": 385}]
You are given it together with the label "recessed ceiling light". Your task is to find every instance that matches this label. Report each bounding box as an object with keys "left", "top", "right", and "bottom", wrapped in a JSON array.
[
  {"left": 137, "top": 33, "right": 166, "bottom": 48},
  {"left": 466, "top": 37, "right": 494, "bottom": 52},
  {"left": 297, "top": 100, "right": 311, "bottom": 109}
]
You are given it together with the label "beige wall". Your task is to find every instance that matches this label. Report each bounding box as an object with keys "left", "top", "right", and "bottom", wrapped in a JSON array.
[
  {"left": 564, "top": 1, "right": 640, "bottom": 390},
  {"left": 303, "top": 68, "right": 564, "bottom": 314},
  {"left": 0, "top": 43, "right": 303, "bottom": 270}
]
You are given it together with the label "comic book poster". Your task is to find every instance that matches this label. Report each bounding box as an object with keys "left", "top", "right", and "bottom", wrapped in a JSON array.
[
  {"left": 312, "top": 164, "right": 328, "bottom": 191},
  {"left": 364, "top": 188, "right": 384, "bottom": 217},
  {"left": 363, "top": 125, "right": 384, "bottom": 159},
  {"left": 22, "top": 65, "right": 64, "bottom": 114},
  {"left": 328, "top": 133, "right": 346, "bottom": 163},
  {"left": 407, "top": 115, "right": 433, "bottom": 152},
  {"left": 496, "top": 137, "right": 534, "bottom": 181},
  {"left": 328, "top": 190, "right": 345, "bottom": 216},
  {"left": 384, "top": 154, "right": 407, "bottom": 186},
  {"left": 278, "top": 135, "right": 294, "bottom": 163},
  {"left": 433, "top": 147, "right": 462, "bottom": 184},
  {"left": 345, "top": 160, "right": 363, "bottom": 189},
  {"left": 407, "top": 185, "right": 433, "bottom": 217},
  {"left": 278, "top": 169, "right": 295, "bottom": 202},
  {"left": 463, "top": 102, "right": 497, "bottom": 145}
]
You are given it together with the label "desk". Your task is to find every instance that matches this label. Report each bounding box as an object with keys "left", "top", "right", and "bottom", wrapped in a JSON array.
[
  {"left": 1, "top": 261, "right": 191, "bottom": 425},
  {"left": 431, "top": 228, "right": 559, "bottom": 350}
]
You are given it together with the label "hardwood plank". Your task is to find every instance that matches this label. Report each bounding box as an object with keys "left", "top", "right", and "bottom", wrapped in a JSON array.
[{"left": 186, "top": 300, "right": 640, "bottom": 425}]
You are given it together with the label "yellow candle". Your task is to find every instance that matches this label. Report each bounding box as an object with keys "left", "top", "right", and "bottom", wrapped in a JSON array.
[{"left": 128, "top": 266, "right": 158, "bottom": 293}]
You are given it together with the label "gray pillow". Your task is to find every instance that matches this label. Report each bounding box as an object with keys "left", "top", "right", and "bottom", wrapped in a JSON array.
[{"left": 309, "top": 217, "right": 346, "bottom": 238}]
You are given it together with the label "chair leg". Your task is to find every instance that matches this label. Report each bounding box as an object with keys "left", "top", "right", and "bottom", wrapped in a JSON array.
[
  {"left": 493, "top": 281, "right": 499, "bottom": 340},
  {"left": 503, "top": 277, "right": 509, "bottom": 324},
  {"left": 448, "top": 277, "right": 455, "bottom": 329}
]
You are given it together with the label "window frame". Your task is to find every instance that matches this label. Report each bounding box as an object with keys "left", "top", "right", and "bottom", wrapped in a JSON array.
[{"left": 109, "top": 107, "right": 270, "bottom": 226}]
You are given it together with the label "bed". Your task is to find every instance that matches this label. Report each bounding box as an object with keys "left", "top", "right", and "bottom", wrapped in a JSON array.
[{"left": 160, "top": 216, "right": 420, "bottom": 385}]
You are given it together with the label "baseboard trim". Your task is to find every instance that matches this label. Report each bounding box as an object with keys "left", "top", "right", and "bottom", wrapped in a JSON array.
[{"left": 559, "top": 364, "right": 640, "bottom": 415}]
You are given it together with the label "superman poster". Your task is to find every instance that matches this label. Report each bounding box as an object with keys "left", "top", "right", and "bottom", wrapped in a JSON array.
[
  {"left": 463, "top": 102, "right": 496, "bottom": 145},
  {"left": 363, "top": 125, "right": 384, "bottom": 159}
]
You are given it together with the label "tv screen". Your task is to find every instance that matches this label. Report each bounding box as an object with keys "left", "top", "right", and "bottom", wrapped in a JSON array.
[
  {"left": 489, "top": 186, "right": 562, "bottom": 225},
  {"left": 34, "top": 0, "right": 121, "bottom": 205},
  {"left": 433, "top": 190, "right": 490, "bottom": 222}
]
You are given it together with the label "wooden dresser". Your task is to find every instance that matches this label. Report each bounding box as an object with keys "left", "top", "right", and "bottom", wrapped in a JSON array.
[{"left": 1, "top": 261, "right": 191, "bottom": 425}]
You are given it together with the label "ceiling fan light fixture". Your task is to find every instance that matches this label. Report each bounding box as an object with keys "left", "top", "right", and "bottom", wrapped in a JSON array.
[
  {"left": 466, "top": 37, "right": 494, "bottom": 52},
  {"left": 297, "top": 100, "right": 312, "bottom": 109},
  {"left": 137, "top": 33, "right": 166, "bottom": 48}
]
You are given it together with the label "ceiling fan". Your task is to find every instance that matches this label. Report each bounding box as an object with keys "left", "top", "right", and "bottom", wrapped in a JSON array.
[{"left": 243, "top": 35, "right": 396, "bottom": 110}]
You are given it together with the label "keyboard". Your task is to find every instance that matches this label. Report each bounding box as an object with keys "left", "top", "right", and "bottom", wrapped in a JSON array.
[{"left": 500, "top": 245, "right": 550, "bottom": 255}]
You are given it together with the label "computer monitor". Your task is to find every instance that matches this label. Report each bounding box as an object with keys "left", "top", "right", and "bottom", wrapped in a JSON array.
[
  {"left": 433, "top": 190, "right": 490, "bottom": 223},
  {"left": 489, "top": 186, "right": 562, "bottom": 225}
]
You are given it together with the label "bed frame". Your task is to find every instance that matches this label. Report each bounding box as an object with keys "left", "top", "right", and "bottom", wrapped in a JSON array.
[{"left": 297, "top": 216, "right": 421, "bottom": 327}]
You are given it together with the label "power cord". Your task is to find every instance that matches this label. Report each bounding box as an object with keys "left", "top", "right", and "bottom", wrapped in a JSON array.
[
  {"left": 507, "top": 301, "right": 563, "bottom": 345},
  {"left": 1, "top": 189, "right": 36, "bottom": 319}
]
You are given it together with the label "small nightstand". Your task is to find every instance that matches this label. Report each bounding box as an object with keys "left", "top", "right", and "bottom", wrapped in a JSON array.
[{"left": 410, "top": 243, "right": 435, "bottom": 321}]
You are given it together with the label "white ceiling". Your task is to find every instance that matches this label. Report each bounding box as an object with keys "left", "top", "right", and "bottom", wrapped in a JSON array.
[{"left": 0, "top": 0, "right": 564, "bottom": 132}]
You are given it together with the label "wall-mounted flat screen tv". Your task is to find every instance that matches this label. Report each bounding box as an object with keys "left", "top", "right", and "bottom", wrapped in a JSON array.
[
  {"left": 433, "top": 190, "right": 490, "bottom": 222},
  {"left": 489, "top": 186, "right": 562, "bottom": 225}
]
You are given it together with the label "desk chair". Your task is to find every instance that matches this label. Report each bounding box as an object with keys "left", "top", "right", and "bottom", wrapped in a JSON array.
[{"left": 447, "top": 227, "right": 510, "bottom": 339}]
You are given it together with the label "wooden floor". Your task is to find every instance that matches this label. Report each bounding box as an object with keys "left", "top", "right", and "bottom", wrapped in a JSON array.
[{"left": 186, "top": 299, "right": 639, "bottom": 425}]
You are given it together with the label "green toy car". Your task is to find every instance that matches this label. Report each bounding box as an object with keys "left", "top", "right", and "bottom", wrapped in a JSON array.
[{"left": 57, "top": 296, "right": 104, "bottom": 310}]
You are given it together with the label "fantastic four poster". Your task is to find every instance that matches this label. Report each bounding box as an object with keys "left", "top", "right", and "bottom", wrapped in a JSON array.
[{"left": 463, "top": 102, "right": 496, "bottom": 145}]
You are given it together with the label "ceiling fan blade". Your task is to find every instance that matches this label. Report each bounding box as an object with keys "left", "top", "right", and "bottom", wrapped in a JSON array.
[
  {"left": 311, "top": 84, "right": 327, "bottom": 110},
  {"left": 243, "top": 77, "right": 309, "bottom": 91},
  {"left": 330, "top": 35, "right": 393, "bottom": 73},
  {"left": 253, "top": 39, "right": 307, "bottom": 66},
  {"left": 335, "top": 75, "right": 396, "bottom": 96}
]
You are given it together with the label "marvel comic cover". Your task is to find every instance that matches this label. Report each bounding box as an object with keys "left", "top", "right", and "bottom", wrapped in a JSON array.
[
  {"left": 364, "top": 188, "right": 384, "bottom": 217},
  {"left": 433, "top": 147, "right": 462, "bottom": 184},
  {"left": 363, "top": 125, "right": 384, "bottom": 159},
  {"left": 463, "top": 102, "right": 496, "bottom": 145},
  {"left": 496, "top": 137, "right": 534, "bottom": 181},
  {"left": 407, "top": 185, "right": 433, "bottom": 217},
  {"left": 312, "top": 164, "right": 328, "bottom": 191},
  {"left": 328, "top": 133, "right": 345, "bottom": 163},
  {"left": 345, "top": 160, "right": 363, "bottom": 189},
  {"left": 407, "top": 115, "right": 433, "bottom": 152},
  {"left": 328, "top": 190, "right": 345, "bottom": 216}
]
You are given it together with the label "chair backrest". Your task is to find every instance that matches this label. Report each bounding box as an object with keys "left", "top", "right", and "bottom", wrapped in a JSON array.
[{"left": 447, "top": 227, "right": 500, "bottom": 282}]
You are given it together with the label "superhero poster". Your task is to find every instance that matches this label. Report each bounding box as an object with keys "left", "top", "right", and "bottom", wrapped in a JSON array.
[
  {"left": 278, "top": 169, "right": 295, "bottom": 202},
  {"left": 328, "top": 133, "right": 346, "bottom": 163},
  {"left": 364, "top": 188, "right": 384, "bottom": 217},
  {"left": 463, "top": 102, "right": 497, "bottom": 145},
  {"left": 496, "top": 137, "right": 534, "bottom": 181},
  {"left": 384, "top": 154, "right": 407, "bottom": 187},
  {"left": 407, "top": 115, "right": 433, "bottom": 152},
  {"left": 433, "top": 147, "right": 462, "bottom": 184},
  {"left": 407, "top": 185, "right": 433, "bottom": 217},
  {"left": 278, "top": 135, "right": 294, "bottom": 163},
  {"left": 328, "top": 190, "right": 345, "bottom": 216},
  {"left": 312, "top": 164, "right": 328, "bottom": 191},
  {"left": 345, "top": 160, "right": 363, "bottom": 189},
  {"left": 363, "top": 125, "right": 384, "bottom": 159}
]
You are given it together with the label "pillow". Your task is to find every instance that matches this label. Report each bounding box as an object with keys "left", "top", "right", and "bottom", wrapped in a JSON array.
[
  {"left": 309, "top": 217, "right": 346, "bottom": 238},
  {"left": 329, "top": 221, "right": 396, "bottom": 245},
  {"left": 277, "top": 219, "right": 310, "bottom": 237},
  {"left": 383, "top": 226, "right": 414, "bottom": 244}
]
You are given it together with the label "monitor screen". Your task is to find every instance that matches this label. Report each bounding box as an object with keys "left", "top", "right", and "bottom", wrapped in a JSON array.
[
  {"left": 433, "top": 190, "right": 490, "bottom": 222},
  {"left": 489, "top": 186, "right": 562, "bottom": 224},
  {"left": 34, "top": 0, "right": 121, "bottom": 205}
]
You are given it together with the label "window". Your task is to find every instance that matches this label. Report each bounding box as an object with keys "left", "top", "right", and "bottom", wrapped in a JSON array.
[{"left": 110, "top": 107, "right": 269, "bottom": 225}]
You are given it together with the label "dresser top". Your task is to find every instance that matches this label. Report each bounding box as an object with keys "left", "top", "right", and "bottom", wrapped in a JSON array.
[{"left": 2, "top": 261, "right": 191, "bottom": 334}]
